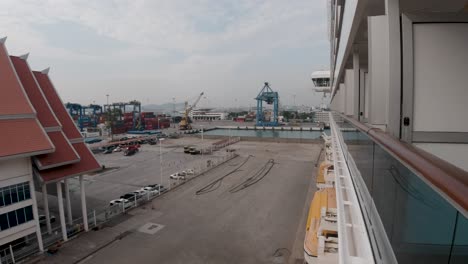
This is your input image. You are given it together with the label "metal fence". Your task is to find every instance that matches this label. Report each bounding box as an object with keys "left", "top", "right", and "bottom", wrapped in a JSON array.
[{"left": 4, "top": 151, "right": 238, "bottom": 263}]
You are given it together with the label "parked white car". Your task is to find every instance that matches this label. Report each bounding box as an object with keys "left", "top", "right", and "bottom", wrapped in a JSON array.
[
  {"left": 113, "top": 146, "right": 123, "bottom": 152},
  {"left": 109, "top": 198, "right": 133, "bottom": 209},
  {"left": 185, "top": 169, "right": 194, "bottom": 175},
  {"left": 133, "top": 189, "right": 147, "bottom": 198},
  {"left": 170, "top": 172, "right": 186, "bottom": 180},
  {"left": 141, "top": 186, "right": 160, "bottom": 195}
]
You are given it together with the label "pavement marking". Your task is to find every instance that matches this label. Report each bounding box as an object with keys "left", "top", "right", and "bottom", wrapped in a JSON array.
[{"left": 138, "top": 222, "right": 165, "bottom": 235}]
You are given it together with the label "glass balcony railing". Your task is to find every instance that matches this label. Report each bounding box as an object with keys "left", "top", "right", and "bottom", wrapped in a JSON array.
[{"left": 330, "top": 112, "right": 468, "bottom": 264}]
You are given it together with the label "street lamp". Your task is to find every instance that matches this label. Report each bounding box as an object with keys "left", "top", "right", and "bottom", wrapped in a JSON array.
[
  {"left": 159, "top": 138, "right": 165, "bottom": 193},
  {"left": 200, "top": 125, "right": 204, "bottom": 159}
]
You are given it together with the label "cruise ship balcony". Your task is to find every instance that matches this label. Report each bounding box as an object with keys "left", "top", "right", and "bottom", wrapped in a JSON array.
[
  {"left": 325, "top": 0, "right": 468, "bottom": 263},
  {"left": 329, "top": 112, "right": 467, "bottom": 264}
]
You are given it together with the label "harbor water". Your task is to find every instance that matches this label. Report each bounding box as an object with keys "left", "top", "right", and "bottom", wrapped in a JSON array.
[{"left": 203, "top": 128, "right": 323, "bottom": 139}]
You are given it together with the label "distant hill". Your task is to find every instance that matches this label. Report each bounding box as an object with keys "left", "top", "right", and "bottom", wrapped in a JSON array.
[
  {"left": 143, "top": 102, "right": 235, "bottom": 114},
  {"left": 142, "top": 102, "right": 185, "bottom": 114}
]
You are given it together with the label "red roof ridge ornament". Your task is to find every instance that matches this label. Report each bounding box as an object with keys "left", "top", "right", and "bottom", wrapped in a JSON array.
[
  {"left": 41, "top": 67, "right": 50, "bottom": 74},
  {"left": 0, "top": 37, "right": 6, "bottom": 44},
  {"left": 19, "top": 53, "right": 29, "bottom": 60}
]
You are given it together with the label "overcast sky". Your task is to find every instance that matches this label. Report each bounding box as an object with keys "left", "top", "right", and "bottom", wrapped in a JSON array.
[{"left": 1, "top": 0, "right": 329, "bottom": 108}]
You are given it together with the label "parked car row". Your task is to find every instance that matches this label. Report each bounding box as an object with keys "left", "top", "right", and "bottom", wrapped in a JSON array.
[
  {"left": 183, "top": 146, "right": 201, "bottom": 155},
  {"left": 169, "top": 169, "right": 194, "bottom": 180},
  {"left": 109, "top": 184, "right": 168, "bottom": 208},
  {"left": 112, "top": 134, "right": 168, "bottom": 144},
  {"left": 101, "top": 144, "right": 140, "bottom": 156},
  {"left": 39, "top": 214, "right": 56, "bottom": 226}
]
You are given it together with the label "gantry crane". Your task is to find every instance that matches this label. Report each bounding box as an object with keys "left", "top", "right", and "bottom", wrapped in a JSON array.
[
  {"left": 179, "top": 92, "right": 204, "bottom": 130},
  {"left": 255, "top": 82, "right": 279, "bottom": 126}
]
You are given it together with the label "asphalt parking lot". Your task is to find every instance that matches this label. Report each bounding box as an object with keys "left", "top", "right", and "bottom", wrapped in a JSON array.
[
  {"left": 36, "top": 137, "right": 228, "bottom": 221},
  {"left": 38, "top": 140, "right": 320, "bottom": 264}
]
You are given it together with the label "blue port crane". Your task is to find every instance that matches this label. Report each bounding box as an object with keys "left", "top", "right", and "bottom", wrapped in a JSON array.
[
  {"left": 255, "top": 82, "right": 279, "bottom": 127},
  {"left": 65, "top": 103, "right": 103, "bottom": 131}
]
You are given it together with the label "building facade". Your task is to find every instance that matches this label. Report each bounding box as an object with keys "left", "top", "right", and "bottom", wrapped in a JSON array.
[
  {"left": 189, "top": 109, "right": 226, "bottom": 121},
  {"left": 0, "top": 38, "right": 101, "bottom": 261}
]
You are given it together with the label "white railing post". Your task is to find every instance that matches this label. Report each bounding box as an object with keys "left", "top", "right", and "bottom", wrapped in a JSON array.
[
  {"left": 80, "top": 176, "right": 89, "bottom": 232},
  {"left": 42, "top": 184, "right": 52, "bottom": 235},
  {"left": 9, "top": 245, "right": 15, "bottom": 264},
  {"left": 64, "top": 179, "right": 73, "bottom": 226},
  {"left": 56, "top": 181, "right": 68, "bottom": 242},
  {"left": 93, "top": 210, "right": 97, "bottom": 227}
]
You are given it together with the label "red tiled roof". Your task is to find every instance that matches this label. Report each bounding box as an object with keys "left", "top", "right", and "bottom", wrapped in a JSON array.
[
  {"left": 35, "top": 131, "right": 80, "bottom": 170},
  {"left": 33, "top": 71, "right": 83, "bottom": 140},
  {"left": 1, "top": 38, "right": 100, "bottom": 180},
  {"left": 10, "top": 56, "right": 80, "bottom": 169},
  {"left": 39, "top": 142, "right": 100, "bottom": 182},
  {"left": 0, "top": 42, "right": 35, "bottom": 116},
  {"left": 31, "top": 70, "right": 101, "bottom": 182},
  {"left": 10, "top": 56, "right": 61, "bottom": 128},
  {"left": 0, "top": 40, "right": 54, "bottom": 160},
  {"left": 0, "top": 119, "right": 54, "bottom": 158}
]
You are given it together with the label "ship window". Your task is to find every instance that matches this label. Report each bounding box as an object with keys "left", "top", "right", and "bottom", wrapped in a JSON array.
[{"left": 313, "top": 78, "right": 330, "bottom": 87}]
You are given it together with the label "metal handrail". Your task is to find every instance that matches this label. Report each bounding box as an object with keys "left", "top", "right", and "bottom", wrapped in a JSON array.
[{"left": 336, "top": 112, "right": 468, "bottom": 216}]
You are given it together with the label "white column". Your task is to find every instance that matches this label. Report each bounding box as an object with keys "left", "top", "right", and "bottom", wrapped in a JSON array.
[
  {"left": 56, "top": 182, "right": 68, "bottom": 241},
  {"left": 339, "top": 83, "right": 346, "bottom": 113},
  {"left": 64, "top": 179, "right": 73, "bottom": 225},
  {"left": 30, "top": 180, "right": 44, "bottom": 252},
  {"left": 368, "top": 15, "right": 389, "bottom": 130},
  {"left": 385, "top": 0, "right": 401, "bottom": 137},
  {"left": 41, "top": 184, "right": 52, "bottom": 234},
  {"left": 353, "top": 47, "right": 361, "bottom": 119},
  {"left": 159, "top": 139, "right": 163, "bottom": 193},
  {"left": 80, "top": 176, "right": 89, "bottom": 231},
  {"left": 344, "top": 69, "right": 355, "bottom": 116}
]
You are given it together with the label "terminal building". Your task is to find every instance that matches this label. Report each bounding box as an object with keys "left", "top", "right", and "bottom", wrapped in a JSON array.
[
  {"left": 189, "top": 109, "right": 227, "bottom": 121},
  {"left": 0, "top": 38, "right": 100, "bottom": 260},
  {"left": 313, "top": 1, "right": 468, "bottom": 264}
]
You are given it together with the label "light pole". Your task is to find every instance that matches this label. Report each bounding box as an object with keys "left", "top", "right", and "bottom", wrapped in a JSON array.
[
  {"left": 158, "top": 118, "right": 160, "bottom": 130},
  {"left": 172, "top": 98, "right": 176, "bottom": 123},
  {"left": 159, "top": 138, "right": 165, "bottom": 193},
  {"left": 200, "top": 125, "right": 204, "bottom": 159}
]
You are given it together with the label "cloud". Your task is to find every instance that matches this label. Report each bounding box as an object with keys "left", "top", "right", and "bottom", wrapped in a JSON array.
[{"left": 0, "top": 0, "right": 329, "bottom": 107}]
